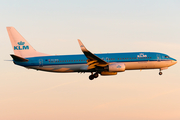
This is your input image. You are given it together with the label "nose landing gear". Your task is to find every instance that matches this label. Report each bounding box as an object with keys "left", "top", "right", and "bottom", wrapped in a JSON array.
[
  {"left": 89, "top": 72, "right": 99, "bottom": 80},
  {"left": 159, "top": 69, "right": 163, "bottom": 75}
]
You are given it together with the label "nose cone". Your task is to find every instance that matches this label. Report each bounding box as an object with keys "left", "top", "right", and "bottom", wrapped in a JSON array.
[{"left": 172, "top": 58, "right": 177, "bottom": 65}]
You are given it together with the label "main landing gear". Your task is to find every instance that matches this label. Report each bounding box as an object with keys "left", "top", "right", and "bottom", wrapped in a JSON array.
[{"left": 89, "top": 72, "right": 99, "bottom": 80}]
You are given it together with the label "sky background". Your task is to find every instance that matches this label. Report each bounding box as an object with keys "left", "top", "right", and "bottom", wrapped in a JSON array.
[{"left": 0, "top": 0, "right": 180, "bottom": 120}]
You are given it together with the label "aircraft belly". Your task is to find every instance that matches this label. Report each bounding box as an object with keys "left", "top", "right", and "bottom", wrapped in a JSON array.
[
  {"left": 28, "top": 64, "right": 88, "bottom": 72},
  {"left": 124, "top": 61, "right": 171, "bottom": 70},
  {"left": 27, "top": 61, "right": 172, "bottom": 72},
  {"left": 154, "top": 61, "right": 172, "bottom": 68}
]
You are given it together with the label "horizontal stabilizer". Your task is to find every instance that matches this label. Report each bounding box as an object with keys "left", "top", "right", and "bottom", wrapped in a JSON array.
[
  {"left": 10, "top": 54, "right": 29, "bottom": 62},
  {"left": 4, "top": 60, "right": 13, "bottom": 61}
]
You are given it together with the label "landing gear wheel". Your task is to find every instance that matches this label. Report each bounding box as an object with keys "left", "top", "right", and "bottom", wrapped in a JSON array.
[
  {"left": 159, "top": 72, "right": 162, "bottom": 75},
  {"left": 89, "top": 75, "right": 95, "bottom": 80},
  {"left": 94, "top": 73, "right": 99, "bottom": 78}
]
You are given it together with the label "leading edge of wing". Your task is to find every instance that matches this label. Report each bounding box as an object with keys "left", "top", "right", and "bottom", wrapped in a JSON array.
[{"left": 77, "top": 39, "right": 107, "bottom": 65}]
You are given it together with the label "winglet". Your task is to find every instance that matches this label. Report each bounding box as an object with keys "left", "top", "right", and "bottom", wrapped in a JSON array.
[
  {"left": 78, "top": 39, "right": 88, "bottom": 52},
  {"left": 77, "top": 39, "right": 108, "bottom": 65}
]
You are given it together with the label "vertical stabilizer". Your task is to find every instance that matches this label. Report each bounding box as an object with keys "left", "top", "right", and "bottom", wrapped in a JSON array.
[{"left": 7, "top": 27, "right": 48, "bottom": 58}]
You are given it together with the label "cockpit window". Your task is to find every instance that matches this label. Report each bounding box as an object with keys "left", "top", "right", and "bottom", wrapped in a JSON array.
[{"left": 165, "top": 56, "right": 169, "bottom": 58}]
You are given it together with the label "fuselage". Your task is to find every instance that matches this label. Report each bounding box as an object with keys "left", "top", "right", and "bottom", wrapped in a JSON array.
[
  {"left": 14, "top": 52, "right": 177, "bottom": 73},
  {"left": 7, "top": 27, "right": 177, "bottom": 79}
]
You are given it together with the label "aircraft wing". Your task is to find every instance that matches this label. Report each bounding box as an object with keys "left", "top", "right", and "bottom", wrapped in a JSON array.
[{"left": 78, "top": 39, "right": 108, "bottom": 69}]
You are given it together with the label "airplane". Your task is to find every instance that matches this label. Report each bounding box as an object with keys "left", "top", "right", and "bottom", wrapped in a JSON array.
[{"left": 7, "top": 27, "right": 177, "bottom": 80}]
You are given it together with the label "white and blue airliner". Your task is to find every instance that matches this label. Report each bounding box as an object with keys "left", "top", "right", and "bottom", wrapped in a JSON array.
[{"left": 7, "top": 27, "right": 177, "bottom": 80}]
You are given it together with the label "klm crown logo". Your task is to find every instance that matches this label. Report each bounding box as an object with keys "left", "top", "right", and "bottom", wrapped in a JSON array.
[
  {"left": 14, "top": 41, "right": 29, "bottom": 50},
  {"left": 117, "top": 65, "right": 121, "bottom": 68},
  {"left": 137, "top": 53, "right": 147, "bottom": 58},
  {"left": 18, "top": 41, "right": 25, "bottom": 45}
]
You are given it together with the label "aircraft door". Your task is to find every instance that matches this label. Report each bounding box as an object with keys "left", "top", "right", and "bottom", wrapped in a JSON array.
[
  {"left": 39, "top": 59, "right": 43, "bottom": 67},
  {"left": 157, "top": 54, "right": 161, "bottom": 62}
]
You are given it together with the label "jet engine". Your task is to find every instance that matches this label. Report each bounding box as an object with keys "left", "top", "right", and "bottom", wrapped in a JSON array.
[
  {"left": 108, "top": 63, "right": 125, "bottom": 72},
  {"left": 100, "top": 71, "right": 117, "bottom": 75}
]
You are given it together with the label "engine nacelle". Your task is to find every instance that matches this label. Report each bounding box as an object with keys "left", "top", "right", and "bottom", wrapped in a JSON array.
[
  {"left": 108, "top": 63, "right": 125, "bottom": 72},
  {"left": 100, "top": 71, "right": 117, "bottom": 76}
]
